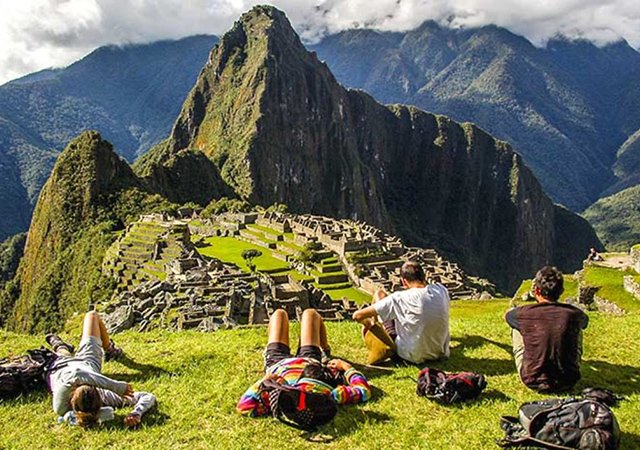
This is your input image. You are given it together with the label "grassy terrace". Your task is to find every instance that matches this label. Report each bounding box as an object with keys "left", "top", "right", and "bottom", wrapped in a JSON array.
[
  {"left": 582, "top": 266, "right": 640, "bottom": 311},
  {"left": 197, "top": 236, "right": 289, "bottom": 273},
  {"left": 2, "top": 299, "right": 639, "bottom": 449},
  {"left": 194, "top": 236, "right": 370, "bottom": 303}
]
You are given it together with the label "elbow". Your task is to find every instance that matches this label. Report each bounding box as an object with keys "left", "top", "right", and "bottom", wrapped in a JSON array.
[{"left": 353, "top": 310, "right": 366, "bottom": 322}]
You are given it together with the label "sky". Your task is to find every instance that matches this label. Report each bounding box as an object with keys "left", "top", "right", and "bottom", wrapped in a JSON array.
[{"left": 1, "top": 0, "right": 639, "bottom": 85}]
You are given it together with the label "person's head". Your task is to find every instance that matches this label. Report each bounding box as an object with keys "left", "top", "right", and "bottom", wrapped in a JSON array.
[
  {"left": 533, "top": 266, "right": 564, "bottom": 302},
  {"left": 301, "top": 362, "right": 341, "bottom": 388},
  {"left": 70, "top": 385, "right": 102, "bottom": 428},
  {"left": 400, "top": 261, "right": 426, "bottom": 286}
]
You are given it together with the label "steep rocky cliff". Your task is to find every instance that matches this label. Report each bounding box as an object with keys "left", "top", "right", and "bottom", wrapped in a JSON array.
[
  {"left": 312, "top": 25, "right": 640, "bottom": 212},
  {"left": 137, "top": 6, "right": 599, "bottom": 290},
  {"left": 12, "top": 131, "right": 172, "bottom": 331}
]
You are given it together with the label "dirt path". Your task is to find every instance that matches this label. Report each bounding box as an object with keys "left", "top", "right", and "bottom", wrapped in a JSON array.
[{"left": 592, "top": 253, "right": 632, "bottom": 270}]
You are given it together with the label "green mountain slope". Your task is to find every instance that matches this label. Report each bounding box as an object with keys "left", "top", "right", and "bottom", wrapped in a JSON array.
[
  {"left": 614, "top": 128, "right": 640, "bottom": 181},
  {"left": 583, "top": 184, "right": 640, "bottom": 251},
  {"left": 312, "top": 25, "right": 640, "bottom": 211},
  {"left": 0, "top": 35, "right": 217, "bottom": 241},
  {"left": 11, "top": 131, "right": 173, "bottom": 332},
  {"left": 138, "top": 6, "right": 599, "bottom": 291},
  {"left": 8, "top": 6, "right": 601, "bottom": 331}
]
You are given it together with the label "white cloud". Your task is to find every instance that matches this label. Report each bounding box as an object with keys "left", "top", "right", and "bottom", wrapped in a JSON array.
[{"left": 1, "top": 0, "right": 639, "bottom": 84}]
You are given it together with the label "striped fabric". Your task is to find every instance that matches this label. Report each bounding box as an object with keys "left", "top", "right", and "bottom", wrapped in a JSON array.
[{"left": 236, "top": 357, "right": 371, "bottom": 416}]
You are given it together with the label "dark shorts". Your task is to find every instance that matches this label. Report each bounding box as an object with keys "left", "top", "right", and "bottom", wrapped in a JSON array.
[
  {"left": 383, "top": 319, "right": 398, "bottom": 341},
  {"left": 264, "top": 342, "right": 322, "bottom": 371}
]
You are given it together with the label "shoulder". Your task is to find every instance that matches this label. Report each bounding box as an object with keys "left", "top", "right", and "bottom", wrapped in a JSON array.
[{"left": 427, "top": 283, "right": 450, "bottom": 298}]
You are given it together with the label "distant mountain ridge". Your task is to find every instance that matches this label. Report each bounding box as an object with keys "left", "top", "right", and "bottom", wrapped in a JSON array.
[
  {"left": 1, "top": 19, "right": 638, "bottom": 250},
  {"left": 6, "top": 6, "right": 601, "bottom": 332},
  {"left": 0, "top": 35, "right": 217, "bottom": 240},
  {"left": 311, "top": 24, "right": 640, "bottom": 212},
  {"left": 136, "top": 5, "right": 599, "bottom": 291}
]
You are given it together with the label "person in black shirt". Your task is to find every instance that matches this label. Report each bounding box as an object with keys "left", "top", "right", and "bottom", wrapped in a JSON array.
[{"left": 506, "top": 266, "right": 589, "bottom": 392}]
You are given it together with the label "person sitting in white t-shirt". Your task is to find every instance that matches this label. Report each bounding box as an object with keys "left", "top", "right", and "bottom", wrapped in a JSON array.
[{"left": 353, "top": 261, "right": 450, "bottom": 364}]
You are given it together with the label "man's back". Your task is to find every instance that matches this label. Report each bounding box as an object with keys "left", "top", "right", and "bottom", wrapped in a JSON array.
[
  {"left": 506, "top": 302, "right": 589, "bottom": 391},
  {"left": 374, "top": 284, "right": 450, "bottom": 363}
]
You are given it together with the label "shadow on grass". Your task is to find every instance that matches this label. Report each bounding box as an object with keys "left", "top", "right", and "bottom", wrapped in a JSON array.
[
  {"left": 99, "top": 410, "right": 170, "bottom": 431},
  {"left": 106, "top": 353, "right": 172, "bottom": 382},
  {"left": 301, "top": 409, "right": 392, "bottom": 442},
  {"left": 350, "top": 334, "right": 516, "bottom": 378},
  {"left": 579, "top": 359, "right": 640, "bottom": 396},
  {"left": 621, "top": 432, "right": 640, "bottom": 448},
  {"left": 1, "top": 389, "right": 49, "bottom": 406}
]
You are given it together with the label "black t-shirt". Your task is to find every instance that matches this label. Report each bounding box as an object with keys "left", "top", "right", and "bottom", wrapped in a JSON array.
[{"left": 506, "top": 302, "right": 589, "bottom": 391}]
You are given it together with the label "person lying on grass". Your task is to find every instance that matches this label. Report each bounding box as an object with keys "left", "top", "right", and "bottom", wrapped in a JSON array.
[
  {"left": 237, "top": 308, "right": 371, "bottom": 417},
  {"left": 46, "top": 311, "right": 156, "bottom": 428}
]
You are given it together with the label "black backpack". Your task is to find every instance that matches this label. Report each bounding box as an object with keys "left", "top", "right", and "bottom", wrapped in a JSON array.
[
  {"left": 0, "top": 347, "right": 58, "bottom": 399},
  {"left": 498, "top": 389, "right": 621, "bottom": 449},
  {"left": 259, "top": 378, "right": 338, "bottom": 431},
  {"left": 416, "top": 367, "right": 487, "bottom": 404}
]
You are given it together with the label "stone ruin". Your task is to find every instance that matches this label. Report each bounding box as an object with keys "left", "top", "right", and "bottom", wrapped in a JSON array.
[
  {"left": 254, "top": 212, "right": 490, "bottom": 298},
  {"left": 632, "top": 245, "right": 640, "bottom": 274},
  {"left": 623, "top": 244, "right": 640, "bottom": 302},
  {"left": 100, "top": 210, "right": 495, "bottom": 334},
  {"left": 185, "top": 211, "right": 489, "bottom": 298},
  {"left": 101, "top": 214, "right": 362, "bottom": 333}
]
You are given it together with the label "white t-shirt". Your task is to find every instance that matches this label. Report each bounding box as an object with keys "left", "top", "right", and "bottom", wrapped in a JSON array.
[{"left": 373, "top": 284, "right": 450, "bottom": 363}]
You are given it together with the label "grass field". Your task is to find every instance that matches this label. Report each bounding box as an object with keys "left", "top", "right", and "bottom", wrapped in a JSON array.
[
  {"left": 196, "top": 236, "right": 371, "bottom": 304},
  {"left": 2, "top": 298, "right": 640, "bottom": 449},
  {"left": 197, "top": 236, "right": 289, "bottom": 273}
]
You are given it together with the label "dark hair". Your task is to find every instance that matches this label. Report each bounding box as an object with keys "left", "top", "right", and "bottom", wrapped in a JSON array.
[
  {"left": 70, "top": 385, "right": 102, "bottom": 428},
  {"left": 262, "top": 379, "right": 338, "bottom": 431},
  {"left": 401, "top": 261, "right": 426, "bottom": 283},
  {"left": 533, "top": 266, "right": 564, "bottom": 302},
  {"left": 301, "top": 362, "right": 342, "bottom": 388}
]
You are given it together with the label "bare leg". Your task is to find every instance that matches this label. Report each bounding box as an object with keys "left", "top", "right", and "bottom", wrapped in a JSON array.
[
  {"left": 362, "top": 289, "right": 388, "bottom": 329},
  {"left": 82, "top": 311, "right": 111, "bottom": 350},
  {"left": 300, "top": 308, "right": 323, "bottom": 348},
  {"left": 268, "top": 309, "right": 290, "bottom": 346},
  {"left": 319, "top": 317, "right": 329, "bottom": 352}
]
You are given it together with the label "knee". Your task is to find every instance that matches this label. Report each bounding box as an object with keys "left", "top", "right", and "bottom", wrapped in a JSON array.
[
  {"left": 84, "top": 311, "right": 100, "bottom": 321},
  {"left": 272, "top": 309, "right": 289, "bottom": 321},
  {"left": 301, "top": 308, "right": 319, "bottom": 321}
]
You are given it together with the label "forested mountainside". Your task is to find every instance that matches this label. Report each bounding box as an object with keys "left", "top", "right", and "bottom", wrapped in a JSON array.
[
  {"left": 0, "top": 35, "right": 217, "bottom": 240},
  {"left": 311, "top": 25, "right": 640, "bottom": 212}
]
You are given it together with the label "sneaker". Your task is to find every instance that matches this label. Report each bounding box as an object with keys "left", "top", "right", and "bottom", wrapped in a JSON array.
[
  {"left": 45, "top": 333, "right": 75, "bottom": 354},
  {"left": 104, "top": 341, "right": 123, "bottom": 362}
]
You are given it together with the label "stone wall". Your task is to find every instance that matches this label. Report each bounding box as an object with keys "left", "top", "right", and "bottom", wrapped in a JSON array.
[
  {"left": 631, "top": 245, "right": 640, "bottom": 274},
  {"left": 623, "top": 275, "right": 640, "bottom": 302}
]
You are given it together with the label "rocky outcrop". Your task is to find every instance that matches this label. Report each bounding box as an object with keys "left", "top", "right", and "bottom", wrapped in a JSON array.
[
  {"left": 137, "top": 6, "right": 599, "bottom": 291},
  {"left": 11, "top": 131, "right": 168, "bottom": 332}
]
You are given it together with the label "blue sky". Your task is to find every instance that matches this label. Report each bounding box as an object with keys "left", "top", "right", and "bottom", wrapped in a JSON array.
[{"left": 1, "top": 0, "right": 639, "bottom": 85}]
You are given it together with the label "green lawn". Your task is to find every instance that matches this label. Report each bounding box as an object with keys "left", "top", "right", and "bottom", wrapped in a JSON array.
[
  {"left": 583, "top": 265, "right": 640, "bottom": 312},
  {"left": 197, "top": 236, "right": 289, "bottom": 272},
  {"left": 196, "top": 237, "right": 372, "bottom": 304},
  {"left": 324, "top": 286, "right": 372, "bottom": 303},
  {"left": 1, "top": 300, "right": 639, "bottom": 449}
]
